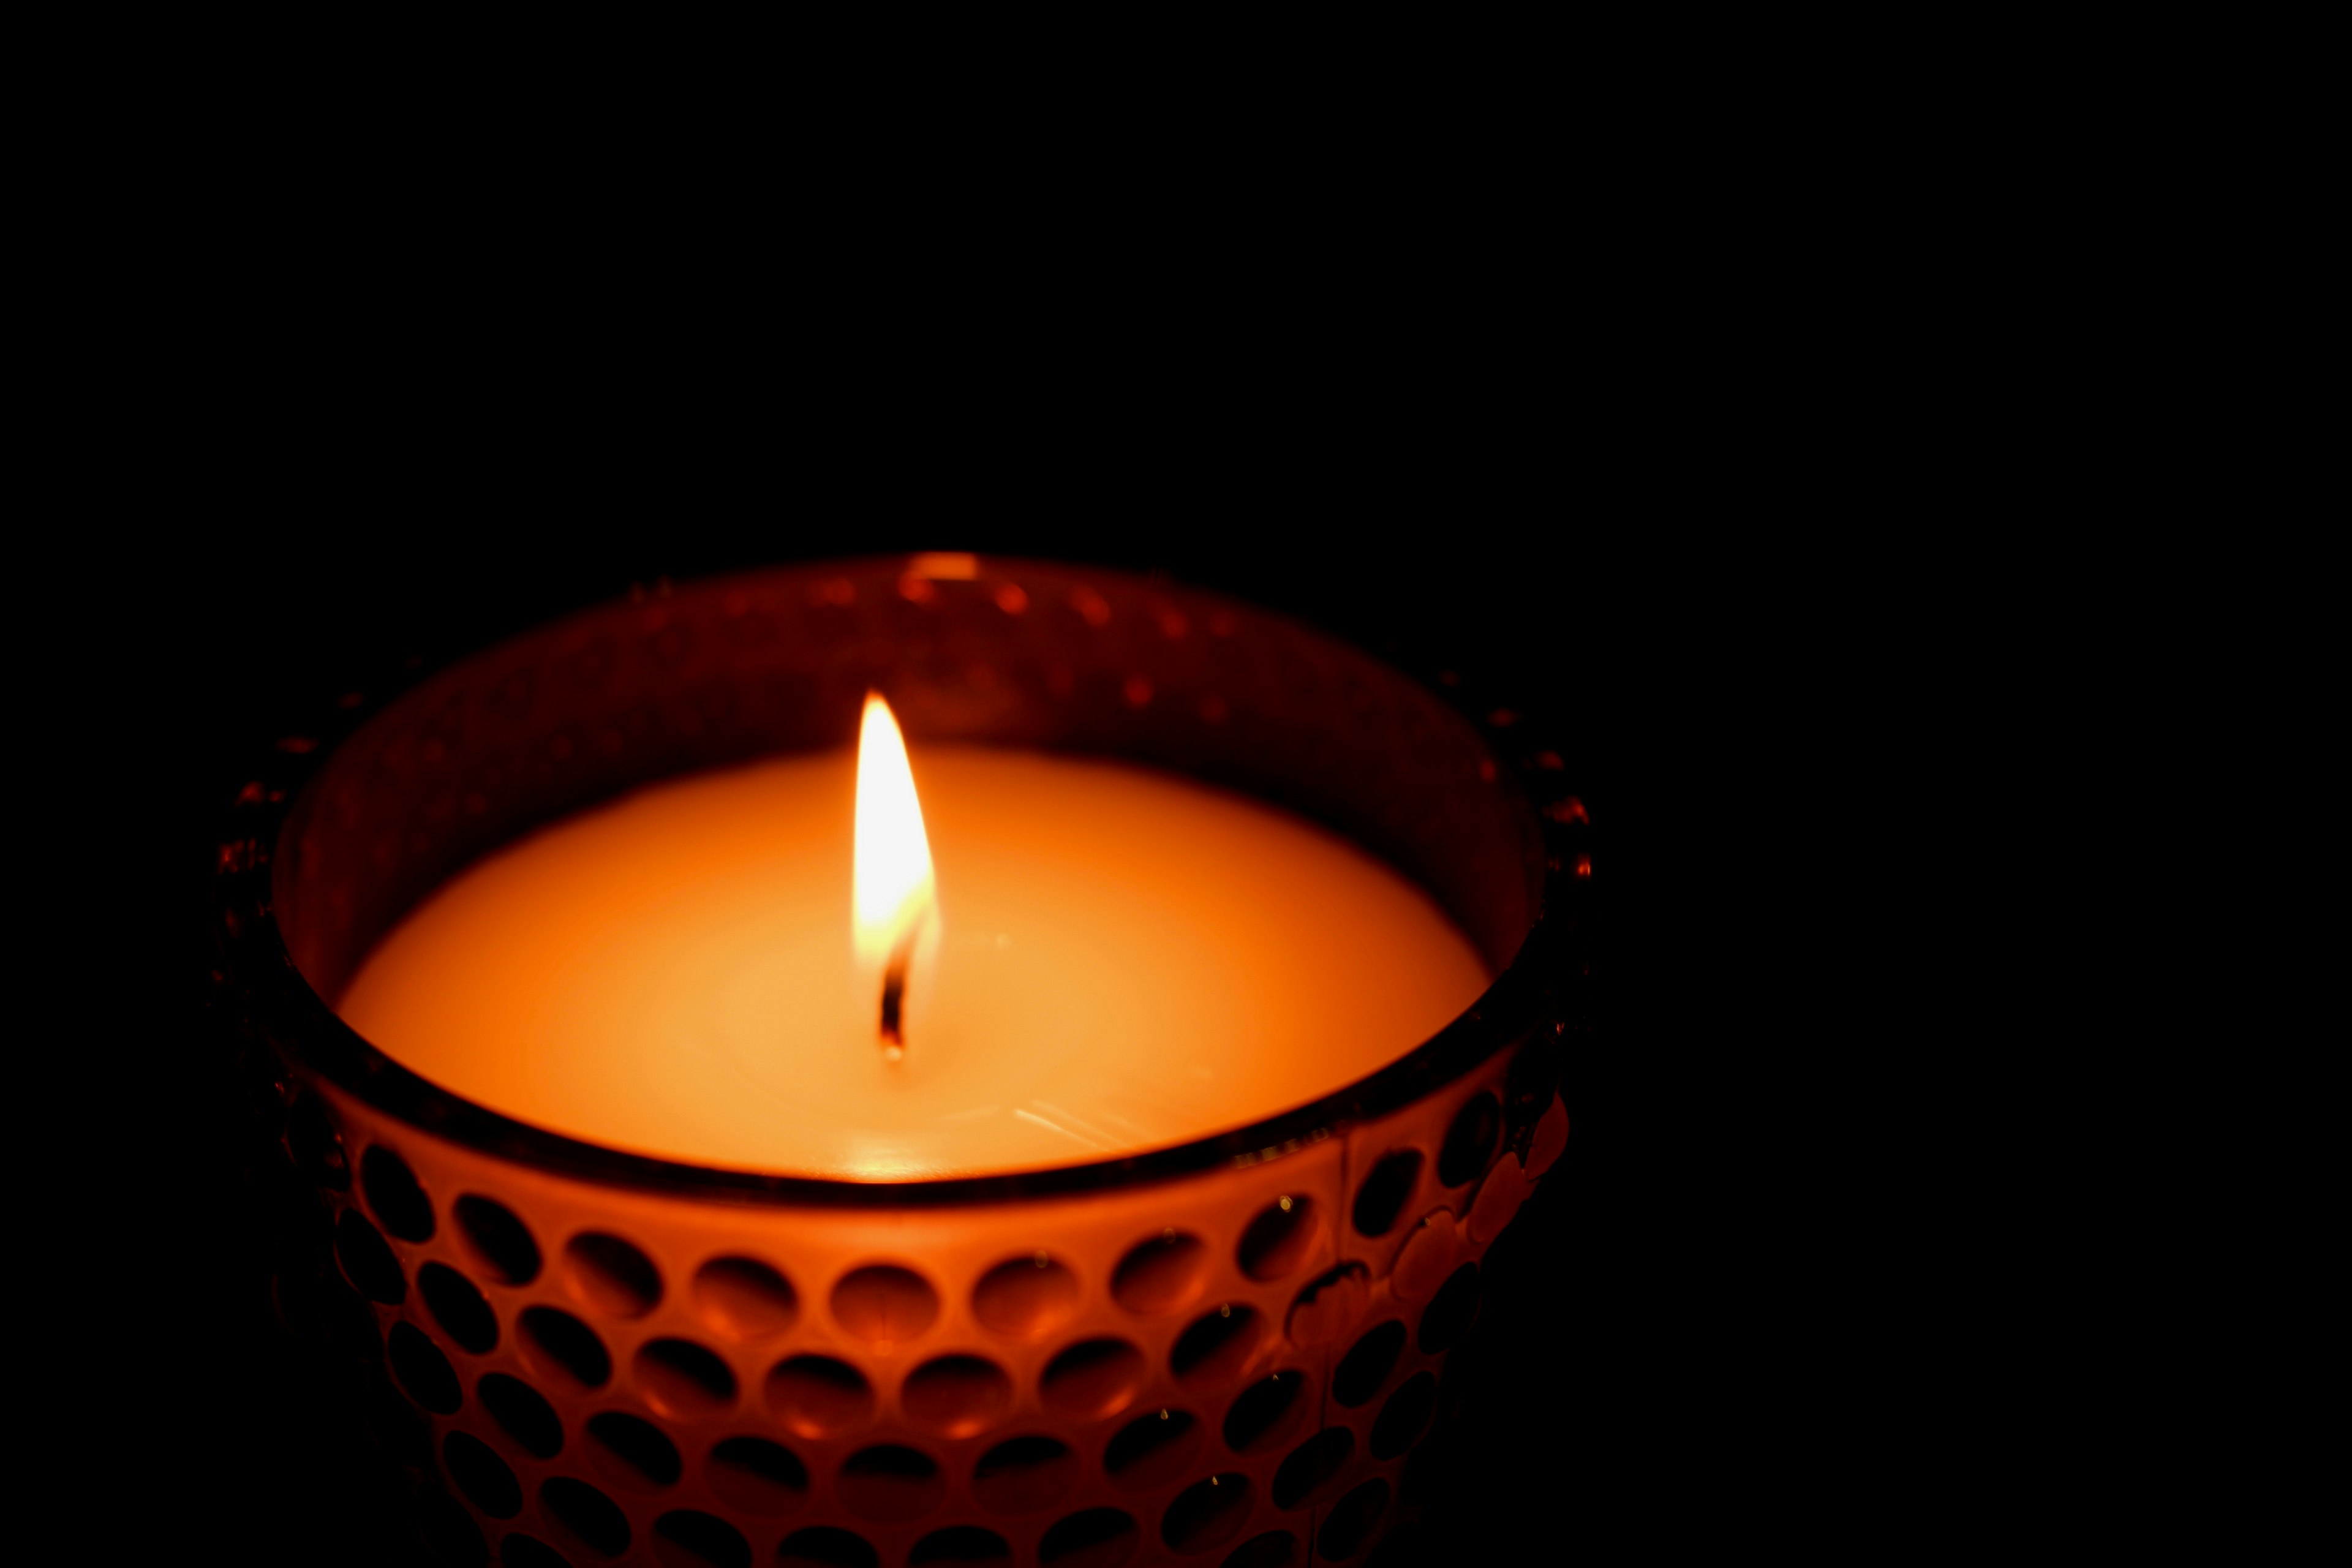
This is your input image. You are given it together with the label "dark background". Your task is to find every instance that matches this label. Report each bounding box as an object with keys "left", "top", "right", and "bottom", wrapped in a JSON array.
[{"left": 137, "top": 478, "right": 1695, "bottom": 1565}]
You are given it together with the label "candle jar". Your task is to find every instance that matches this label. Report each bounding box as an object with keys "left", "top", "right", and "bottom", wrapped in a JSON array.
[{"left": 217, "top": 557, "right": 1591, "bottom": 1567}]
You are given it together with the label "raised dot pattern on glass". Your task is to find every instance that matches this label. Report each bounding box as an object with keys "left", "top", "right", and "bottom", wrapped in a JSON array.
[
  {"left": 365, "top": 1196, "right": 1491, "bottom": 1567},
  {"left": 317, "top": 1086, "right": 1545, "bottom": 1568},
  {"left": 328, "top": 1139, "right": 1536, "bottom": 1568}
]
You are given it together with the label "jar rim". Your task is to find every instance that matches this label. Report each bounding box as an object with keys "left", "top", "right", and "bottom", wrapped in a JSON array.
[{"left": 218, "top": 556, "right": 1591, "bottom": 1205}]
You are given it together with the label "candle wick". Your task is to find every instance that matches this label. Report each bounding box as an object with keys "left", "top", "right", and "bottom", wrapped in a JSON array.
[{"left": 878, "top": 908, "right": 929, "bottom": 1059}]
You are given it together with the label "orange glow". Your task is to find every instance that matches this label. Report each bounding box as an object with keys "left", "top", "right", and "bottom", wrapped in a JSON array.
[
  {"left": 910, "top": 552, "right": 979, "bottom": 580},
  {"left": 854, "top": 693, "right": 937, "bottom": 967}
]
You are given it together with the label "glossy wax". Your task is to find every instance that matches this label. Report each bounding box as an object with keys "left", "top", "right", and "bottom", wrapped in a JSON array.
[{"left": 338, "top": 747, "right": 1489, "bottom": 1179}]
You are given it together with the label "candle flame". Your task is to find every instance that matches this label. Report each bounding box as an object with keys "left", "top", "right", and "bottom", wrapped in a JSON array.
[{"left": 854, "top": 693, "right": 936, "bottom": 968}]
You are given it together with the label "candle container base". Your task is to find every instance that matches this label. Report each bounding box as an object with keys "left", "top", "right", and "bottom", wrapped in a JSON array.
[{"left": 217, "top": 558, "right": 1593, "bottom": 1566}]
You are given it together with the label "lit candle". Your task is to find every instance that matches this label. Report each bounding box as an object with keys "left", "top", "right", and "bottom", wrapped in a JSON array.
[
  {"left": 230, "top": 558, "right": 1581, "bottom": 1568},
  {"left": 338, "top": 696, "right": 1490, "bottom": 1180}
]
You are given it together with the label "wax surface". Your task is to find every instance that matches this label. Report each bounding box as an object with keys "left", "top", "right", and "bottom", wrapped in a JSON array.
[{"left": 339, "top": 748, "right": 1490, "bottom": 1178}]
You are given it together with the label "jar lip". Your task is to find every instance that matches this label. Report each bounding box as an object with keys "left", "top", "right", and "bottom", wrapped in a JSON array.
[{"left": 217, "top": 558, "right": 1593, "bottom": 1207}]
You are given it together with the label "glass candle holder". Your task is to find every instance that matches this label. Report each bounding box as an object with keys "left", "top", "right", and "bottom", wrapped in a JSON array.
[{"left": 216, "top": 556, "right": 1591, "bottom": 1567}]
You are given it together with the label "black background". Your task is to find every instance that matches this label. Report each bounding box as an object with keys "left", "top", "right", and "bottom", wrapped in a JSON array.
[{"left": 136, "top": 466, "right": 1694, "bottom": 1566}]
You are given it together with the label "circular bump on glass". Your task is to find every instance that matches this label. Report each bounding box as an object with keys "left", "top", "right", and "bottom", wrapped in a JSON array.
[
  {"left": 388, "top": 1322, "right": 461, "bottom": 1414},
  {"left": 1436, "top": 1092, "right": 1501, "bottom": 1188},
  {"left": 1284, "top": 1265, "right": 1368, "bottom": 1352},
  {"left": 334, "top": 1209, "right": 405, "bottom": 1304},
  {"left": 285, "top": 1091, "right": 349, "bottom": 1190},
  {"left": 1162, "top": 1474, "right": 1253, "bottom": 1555},
  {"left": 1172, "top": 1304, "right": 1266, "bottom": 1392},
  {"left": 690, "top": 1256, "right": 797, "bottom": 1341},
  {"left": 972, "top": 1434, "right": 1077, "bottom": 1516},
  {"left": 1039, "top": 1507, "right": 1140, "bottom": 1568},
  {"left": 498, "top": 1536, "right": 572, "bottom": 1568},
  {"left": 766, "top": 1355, "right": 875, "bottom": 1439},
  {"left": 652, "top": 1509, "right": 751, "bottom": 1568},
  {"left": 519, "top": 1305, "right": 611, "bottom": 1392},
  {"left": 777, "top": 1526, "right": 881, "bottom": 1568},
  {"left": 1221, "top": 1370, "right": 1308, "bottom": 1455},
  {"left": 584, "top": 1411, "right": 683, "bottom": 1493},
  {"left": 1104, "top": 1408, "right": 1204, "bottom": 1493},
  {"left": 453, "top": 1193, "right": 541, "bottom": 1284},
  {"left": 1110, "top": 1231, "right": 1208, "bottom": 1317},
  {"left": 478, "top": 1372, "right": 564, "bottom": 1458},
  {"left": 418, "top": 1262, "right": 499, "bottom": 1354},
  {"left": 835, "top": 1444, "right": 946, "bottom": 1525},
  {"left": 1416, "top": 1262, "right": 1480, "bottom": 1355},
  {"left": 1316, "top": 1479, "right": 1390, "bottom": 1560},
  {"left": 1370, "top": 1371, "right": 1437, "bottom": 1461},
  {"left": 910, "top": 1525, "right": 1013, "bottom": 1563},
  {"left": 1272, "top": 1427, "right": 1354, "bottom": 1511},
  {"left": 902, "top": 1354, "right": 1015, "bottom": 1439},
  {"left": 831, "top": 1264, "right": 940, "bottom": 1348},
  {"left": 540, "top": 1476, "right": 631, "bottom": 1561},
  {"left": 1332, "top": 1322, "right": 1405, "bottom": 1409},
  {"left": 1068, "top": 586, "right": 1114, "bottom": 628},
  {"left": 1350, "top": 1152, "right": 1422, "bottom": 1238},
  {"left": 1389, "top": 1212, "right": 1460, "bottom": 1305},
  {"left": 634, "top": 1338, "right": 739, "bottom": 1419},
  {"left": 1466, "top": 1153, "right": 1528, "bottom": 1245},
  {"left": 1223, "top": 1531, "right": 1301, "bottom": 1568},
  {"left": 1237, "top": 1196, "right": 1319, "bottom": 1282},
  {"left": 1040, "top": 1338, "right": 1148, "bottom": 1420},
  {"left": 699, "top": 1435, "right": 804, "bottom": 1516},
  {"left": 972, "top": 1253, "right": 1080, "bottom": 1341},
  {"left": 443, "top": 1430, "right": 521, "bottom": 1518},
  {"left": 563, "top": 1233, "right": 663, "bottom": 1319},
  {"left": 359, "top": 1144, "right": 434, "bottom": 1242}
]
